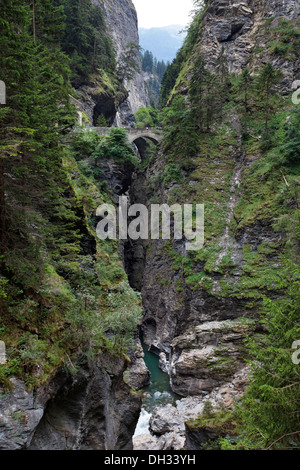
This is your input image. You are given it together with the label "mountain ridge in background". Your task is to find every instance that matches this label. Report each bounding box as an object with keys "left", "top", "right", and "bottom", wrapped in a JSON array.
[{"left": 139, "top": 24, "right": 186, "bottom": 63}]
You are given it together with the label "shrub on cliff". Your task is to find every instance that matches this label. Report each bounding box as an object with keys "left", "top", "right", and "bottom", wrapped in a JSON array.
[
  {"left": 279, "top": 107, "right": 300, "bottom": 165},
  {"left": 92, "top": 128, "right": 139, "bottom": 166},
  {"left": 134, "top": 106, "right": 159, "bottom": 129}
]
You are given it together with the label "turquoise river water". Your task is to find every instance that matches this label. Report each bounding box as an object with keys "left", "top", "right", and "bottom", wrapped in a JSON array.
[{"left": 134, "top": 344, "right": 179, "bottom": 437}]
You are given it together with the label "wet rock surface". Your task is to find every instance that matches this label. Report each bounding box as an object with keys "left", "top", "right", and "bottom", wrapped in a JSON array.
[
  {"left": 125, "top": 342, "right": 151, "bottom": 391},
  {"left": 133, "top": 367, "right": 250, "bottom": 450}
]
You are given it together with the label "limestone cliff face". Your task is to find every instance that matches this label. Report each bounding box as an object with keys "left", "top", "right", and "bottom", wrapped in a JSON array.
[
  {"left": 74, "top": 0, "right": 149, "bottom": 127},
  {"left": 179, "top": 0, "right": 300, "bottom": 91},
  {"left": 94, "top": 0, "right": 150, "bottom": 125}
]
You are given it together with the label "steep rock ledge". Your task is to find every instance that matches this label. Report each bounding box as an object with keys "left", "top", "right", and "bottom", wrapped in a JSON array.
[
  {"left": 170, "top": 319, "right": 255, "bottom": 396},
  {"left": 72, "top": 0, "right": 149, "bottom": 127}
]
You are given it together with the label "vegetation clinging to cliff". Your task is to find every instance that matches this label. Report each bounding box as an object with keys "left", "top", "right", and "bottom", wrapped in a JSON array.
[
  {"left": 56, "top": 0, "right": 116, "bottom": 85},
  {"left": 0, "top": 0, "right": 142, "bottom": 389}
]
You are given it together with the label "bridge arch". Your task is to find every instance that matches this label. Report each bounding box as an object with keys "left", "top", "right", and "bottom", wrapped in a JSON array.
[
  {"left": 130, "top": 134, "right": 160, "bottom": 160},
  {"left": 121, "top": 128, "right": 162, "bottom": 159}
]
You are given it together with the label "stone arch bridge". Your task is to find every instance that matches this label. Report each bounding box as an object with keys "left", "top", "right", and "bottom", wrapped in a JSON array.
[{"left": 94, "top": 127, "right": 163, "bottom": 158}]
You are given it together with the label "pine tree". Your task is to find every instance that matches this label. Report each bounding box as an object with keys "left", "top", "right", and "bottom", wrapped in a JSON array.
[
  {"left": 189, "top": 56, "right": 222, "bottom": 132},
  {"left": 238, "top": 67, "right": 254, "bottom": 135},
  {"left": 279, "top": 107, "right": 300, "bottom": 165},
  {"left": 117, "top": 42, "right": 141, "bottom": 83},
  {"left": 31, "top": 0, "right": 66, "bottom": 46},
  {"left": 56, "top": 0, "right": 115, "bottom": 83},
  {"left": 237, "top": 259, "right": 300, "bottom": 450},
  {"left": 257, "top": 63, "right": 281, "bottom": 132},
  {"left": 215, "top": 46, "right": 229, "bottom": 84},
  {"left": 161, "top": 95, "right": 199, "bottom": 160},
  {"left": 142, "top": 50, "right": 154, "bottom": 73},
  {"left": 159, "top": 59, "right": 181, "bottom": 107},
  {"left": 156, "top": 60, "right": 167, "bottom": 80},
  {"left": 0, "top": 0, "right": 76, "bottom": 253}
]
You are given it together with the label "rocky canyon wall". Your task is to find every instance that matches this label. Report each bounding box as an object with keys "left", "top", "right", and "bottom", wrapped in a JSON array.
[
  {"left": 133, "top": 0, "right": 300, "bottom": 397},
  {"left": 96, "top": 0, "right": 150, "bottom": 125},
  {"left": 72, "top": 0, "right": 149, "bottom": 127},
  {"left": 0, "top": 353, "right": 141, "bottom": 450}
]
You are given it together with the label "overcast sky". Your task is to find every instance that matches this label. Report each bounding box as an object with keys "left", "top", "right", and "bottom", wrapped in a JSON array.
[{"left": 132, "top": 0, "right": 194, "bottom": 29}]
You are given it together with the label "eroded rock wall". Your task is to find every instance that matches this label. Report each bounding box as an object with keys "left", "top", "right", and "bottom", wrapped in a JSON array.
[{"left": 0, "top": 354, "right": 141, "bottom": 450}]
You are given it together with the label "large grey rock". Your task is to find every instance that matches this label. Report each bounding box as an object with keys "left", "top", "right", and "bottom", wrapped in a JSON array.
[
  {"left": 170, "top": 319, "right": 255, "bottom": 396},
  {"left": 150, "top": 404, "right": 184, "bottom": 435},
  {"left": 133, "top": 433, "right": 161, "bottom": 450},
  {"left": 133, "top": 430, "right": 185, "bottom": 451},
  {"left": 0, "top": 377, "right": 44, "bottom": 450},
  {"left": 124, "top": 341, "right": 150, "bottom": 391}
]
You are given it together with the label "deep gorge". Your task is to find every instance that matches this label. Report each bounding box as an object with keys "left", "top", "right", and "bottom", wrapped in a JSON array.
[{"left": 0, "top": 0, "right": 300, "bottom": 452}]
